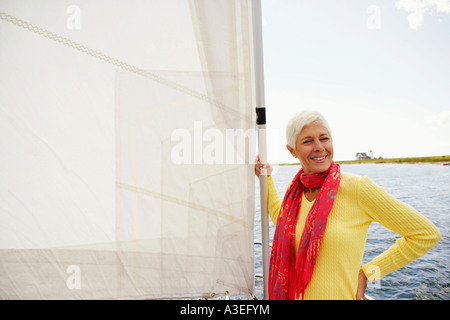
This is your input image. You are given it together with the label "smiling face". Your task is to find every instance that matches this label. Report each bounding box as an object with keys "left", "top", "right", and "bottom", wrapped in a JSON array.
[{"left": 287, "top": 121, "right": 333, "bottom": 175}]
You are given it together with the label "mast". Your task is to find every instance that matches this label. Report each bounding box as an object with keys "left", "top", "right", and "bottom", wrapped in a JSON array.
[{"left": 252, "top": 0, "right": 270, "bottom": 300}]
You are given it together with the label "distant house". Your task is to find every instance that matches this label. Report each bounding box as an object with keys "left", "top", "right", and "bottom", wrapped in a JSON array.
[{"left": 355, "top": 152, "right": 371, "bottom": 160}]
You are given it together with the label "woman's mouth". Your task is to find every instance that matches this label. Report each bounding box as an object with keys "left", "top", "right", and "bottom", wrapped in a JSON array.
[{"left": 310, "top": 155, "right": 328, "bottom": 161}]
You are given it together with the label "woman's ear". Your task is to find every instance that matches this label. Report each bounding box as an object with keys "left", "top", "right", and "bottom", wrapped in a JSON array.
[{"left": 286, "top": 144, "right": 297, "bottom": 158}]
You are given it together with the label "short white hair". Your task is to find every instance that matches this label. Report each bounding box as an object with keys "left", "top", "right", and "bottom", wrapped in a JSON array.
[{"left": 286, "top": 110, "right": 332, "bottom": 149}]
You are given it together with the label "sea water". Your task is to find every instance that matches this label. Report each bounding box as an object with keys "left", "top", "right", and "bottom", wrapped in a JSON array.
[{"left": 254, "top": 163, "right": 450, "bottom": 300}]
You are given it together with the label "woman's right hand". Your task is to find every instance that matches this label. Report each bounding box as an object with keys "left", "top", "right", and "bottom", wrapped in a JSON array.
[{"left": 255, "top": 155, "right": 273, "bottom": 178}]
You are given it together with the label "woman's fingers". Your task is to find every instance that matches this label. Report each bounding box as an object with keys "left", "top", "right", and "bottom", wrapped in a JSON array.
[{"left": 255, "top": 155, "right": 274, "bottom": 177}]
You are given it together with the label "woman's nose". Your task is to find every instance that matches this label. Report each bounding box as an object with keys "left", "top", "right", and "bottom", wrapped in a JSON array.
[{"left": 313, "top": 140, "right": 325, "bottom": 151}]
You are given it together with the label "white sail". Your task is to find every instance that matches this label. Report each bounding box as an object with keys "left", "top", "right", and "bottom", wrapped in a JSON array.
[{"left": 0, "top": 0, "right": 258, "bottom": 299}]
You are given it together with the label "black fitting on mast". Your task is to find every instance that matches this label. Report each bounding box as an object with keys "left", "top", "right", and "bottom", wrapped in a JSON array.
[{"left": 256, "top": 107, "right": 266, "bottom": 125}]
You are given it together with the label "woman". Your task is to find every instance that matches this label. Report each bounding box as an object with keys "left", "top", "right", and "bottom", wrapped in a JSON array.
[{"left": 255, "top": 110, "right": 441, "bottom": 300}]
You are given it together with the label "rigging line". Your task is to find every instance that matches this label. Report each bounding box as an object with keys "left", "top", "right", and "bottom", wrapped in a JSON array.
[
  {"left": 116, "top": 181, "right": 248, "bottom": 227},
  {"left": 0, "top": 11, "right": 249, "bottom": 121}
]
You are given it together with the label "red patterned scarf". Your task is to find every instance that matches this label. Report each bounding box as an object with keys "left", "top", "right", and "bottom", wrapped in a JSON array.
[{"left": 269, "top": 162, "right": 341, "bottom": 300}]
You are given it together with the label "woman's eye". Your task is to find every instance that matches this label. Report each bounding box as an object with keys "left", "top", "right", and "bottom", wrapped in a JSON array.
[{"left": 303, "top": 140, "right": 312, "bottom": 144}]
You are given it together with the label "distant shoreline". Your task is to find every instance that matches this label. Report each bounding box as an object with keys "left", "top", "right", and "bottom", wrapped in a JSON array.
[{"left": 276, "top": 155, "right": 450, "bottom": 166}]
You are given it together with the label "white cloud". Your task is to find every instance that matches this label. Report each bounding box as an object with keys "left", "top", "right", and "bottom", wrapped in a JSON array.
[
  {"left": 432, "top": 0, "right": 450, "bottom": 13},
  {"left": 395, "top": 0, "right": 450, "bottom": 29}
]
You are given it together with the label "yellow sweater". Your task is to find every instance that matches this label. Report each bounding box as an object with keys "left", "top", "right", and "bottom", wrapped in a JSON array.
[{"left": 267, "top": 172, "right": 441, "bottom": 300}]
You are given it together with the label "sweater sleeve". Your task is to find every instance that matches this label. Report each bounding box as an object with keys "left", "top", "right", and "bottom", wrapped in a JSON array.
[
  {"left": 359, "top": 176, "right": 441, "bottom": 282},
  {"left": 267, "top": 175, "right": 282, "bottom": 226}
]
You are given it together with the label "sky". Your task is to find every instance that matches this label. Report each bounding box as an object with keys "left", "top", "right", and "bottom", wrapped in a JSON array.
[{"left": 260, "top": 0, "right": 450, "bottom": 164}]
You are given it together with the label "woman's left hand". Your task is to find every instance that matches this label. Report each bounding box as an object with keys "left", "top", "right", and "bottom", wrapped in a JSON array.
[{"left": 356, "top": 268, "right": 368, "bottom": 300}]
